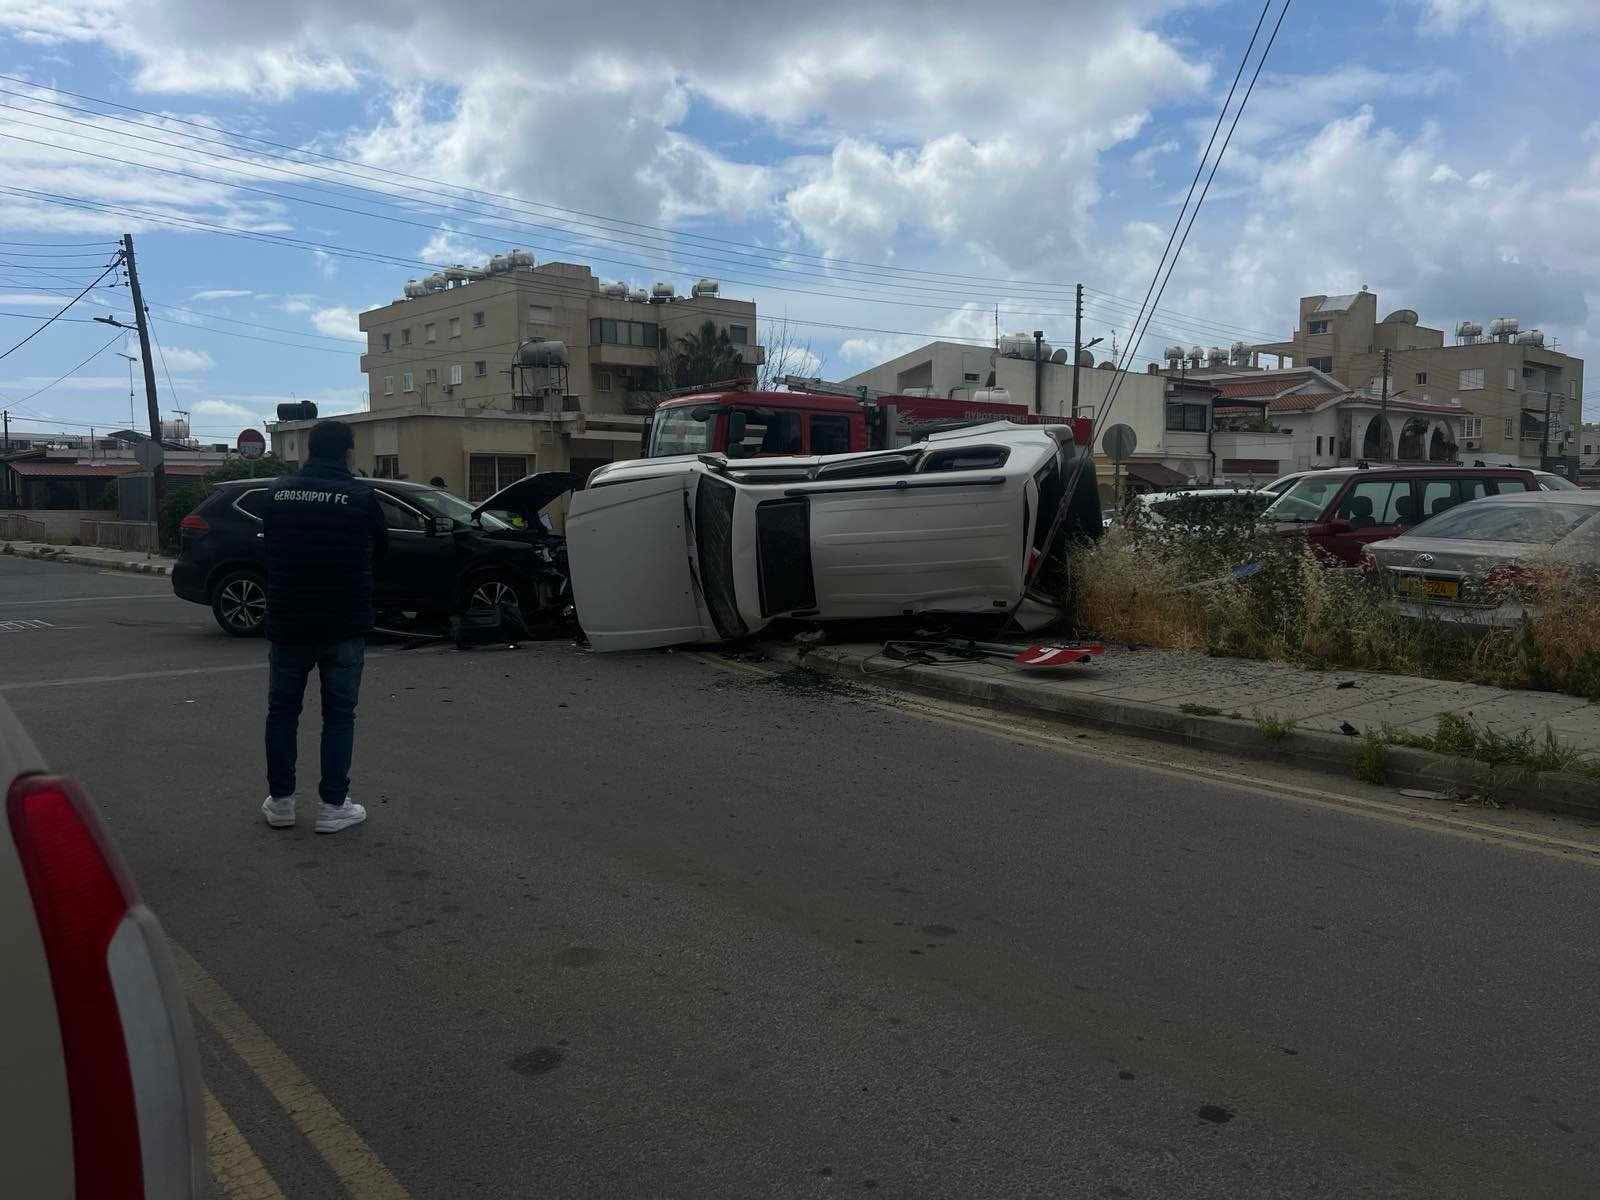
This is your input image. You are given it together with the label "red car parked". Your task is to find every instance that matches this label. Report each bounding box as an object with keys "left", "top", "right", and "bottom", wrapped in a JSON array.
[{"left": 1262, "top": 465, "right": 1552, "bottom": 565}]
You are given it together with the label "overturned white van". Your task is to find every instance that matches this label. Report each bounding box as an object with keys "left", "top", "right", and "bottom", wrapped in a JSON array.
[{"left": 565, "top": 422, "right": 1095, "bottom": 652}]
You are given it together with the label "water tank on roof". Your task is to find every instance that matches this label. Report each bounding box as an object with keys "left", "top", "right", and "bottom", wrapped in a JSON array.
[
  {"left": 1207, "top": 345, "right": 1227, "bottom": 367},
  {"left": 463, "top": 264, "right": 489, "bottom": 281},
  {"left": 1230, "top": 341, "right": 1251, "bottom": 366},
  {"left": 651, "top": 281, "right": 677, "bottom": 301},
  {"left": 443, "top": 264, "right": 468, "bottom": 284},
  {"left": 998, "top": 333, "right": 1031, "bottom": 358},
  {"left": 508, "top": 249, "right": 534, "bottom": 269},
  {"left": 403, "top": 279, "right": 425, "bottom": 299},
  {"left": 423, "top": 273, "right": 447, "bottom": 292},
  {"left": 899, "top": 386, "right": 935, "bottom": 397},
  {"left": 1097, "top": 361, "right": 1117, "bottom": 371},
  {"left": 628, "top": 287, "right": 649, "bottom": 303},
  {"left": 602, "top": 281, "right": 627, "bottom": 299},
  {"left": 691, "top": 278, "right": 720, "bottom": 298},
  {"left": 971, "top": 388, "right": 1012, "bottom": 405},
  {"left": 1164, "top": 345, "right": 1185, "bottom": 365},
  {"left": 1382, "top": 308, "right": 1419, "bottom": 325},
  {"left": 518, "top": 339, "right": 568, "bottom": 367},
  {"left": 1517, "top": 329, "right": 1546, "bottom": 347},
  {"left": 488, "top": 254, "right": 511, "bottom": 274},
  {"left": 1490, "top": 316, "right": 1520, "bottom": 340},
  {"left": 1456, "top": 320, "right": 1483, "bottom": 341},
  {"left": 1187, "top": 345, "right": 1205, "bottom": 367}
]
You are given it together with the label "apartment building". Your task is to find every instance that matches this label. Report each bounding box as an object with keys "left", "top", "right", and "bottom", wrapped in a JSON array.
[
  {"left": 1247, "top": 289, "right": 1582, "bottom": 470},
  {"left": 269, "top": 256, "right": 761, "bottom": 500}
]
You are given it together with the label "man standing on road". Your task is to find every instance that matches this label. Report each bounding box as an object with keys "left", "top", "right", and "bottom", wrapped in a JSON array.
[{"left": 259, "top": 420, "right": 386, "bottom": 833}]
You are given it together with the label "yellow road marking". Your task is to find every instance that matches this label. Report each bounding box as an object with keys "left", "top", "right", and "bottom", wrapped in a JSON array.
[
  {"left": 174, "top": 944, "right": 412, "bottom": 1200},
  {"left": 205, "top": 1088, "right": 287, "bottom": 1200},
  {"left": 691, "top": 652, "right": 1600, "bottom": 867}
]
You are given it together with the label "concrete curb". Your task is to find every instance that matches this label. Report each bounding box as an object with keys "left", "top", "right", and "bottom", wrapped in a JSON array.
[
  {"left": 2, "top": 544, "right": 171, "bottom": 577},
  {"left": 786, "top": 645, "right": 1600, "bottom": 821}
]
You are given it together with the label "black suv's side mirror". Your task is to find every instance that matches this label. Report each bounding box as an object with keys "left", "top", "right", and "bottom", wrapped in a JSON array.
[{"left": 428, "top": 515, "right": 453, "bottom": 537}]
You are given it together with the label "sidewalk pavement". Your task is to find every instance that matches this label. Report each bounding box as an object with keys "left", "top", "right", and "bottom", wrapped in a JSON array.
[
  {"left": 786, "top": 640, "right": 1600, "bottom": 818},
  {"left": 1, "top": 540, "right": 172, "bottom": 577}
]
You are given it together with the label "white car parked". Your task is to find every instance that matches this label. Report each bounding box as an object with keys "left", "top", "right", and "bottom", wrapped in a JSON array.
[{"left": 567, "top": 422, "right": 1089, "bottom": 651}]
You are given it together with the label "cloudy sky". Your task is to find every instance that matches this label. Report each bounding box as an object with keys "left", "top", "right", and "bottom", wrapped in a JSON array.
[{"left": 0, "top": 0, "right": 1596, "bottom": 443}]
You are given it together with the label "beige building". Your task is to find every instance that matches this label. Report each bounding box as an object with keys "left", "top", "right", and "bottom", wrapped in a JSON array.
[
  {"left": 268, "top": 257, "right": 761, "bottom": 501},
  {"left": 1246, "top": 289, "right": 1582, "bottom": 469}
]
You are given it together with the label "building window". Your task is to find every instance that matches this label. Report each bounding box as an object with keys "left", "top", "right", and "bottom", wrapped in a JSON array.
[
  {"left": 473, "top": 310, "right": 485, "bottom": 328},
  {"left": 1308, "top": 320, "right": 1330, "bottom": 335},
  {"left": 449, "top": 364, "right": 463, "bottom": 386},
  {"left": 1316, "top": 435, "right": 1322, "bottom": 456},
  {"left": 528, "top": 303, "right": 553, "bottom": 324},
  {"left": 587, "top": 318, "right": 659, "bottom": 347},
  {"left": 402, "top": 369, "right": 413, "bottom": 393},
  {"left": 1164, "top": 402, "right": 1208, "bottom": 432},
  {"left": 1504, "top": 417, "right": 1514, "bottom": 439},
  {"left": 1506, "top": 368, "right": 1517, "bottom": 390},
  {"left": 1415, "top": 371, "right": 1427, "bottom": 385},
  {"left": 374, "top": 454, "right": 399, "bottom": 479},
  {"left": 729, "top": 324, "right": 748, "bottom": 345},
  {"left": 382, "top": 332, "right": 391, "bottom": 352},
  {"left": 1464, "top": 415, "right": 1481, "bottom": 439},
  {"left": 449, "top": 317, "right": 461, "bottom": 338},
  {"left": 1460, "top": 368, "right": 1485, "bottom": 391},
  {"left": 1308, "top": 356, "right": 1332, "bottom": 372},
  {"left": 596, "top": 370, "right": 612, "bottom": 392},
  {"left": 425, "top": 323, "right": 436, "bottom": 343},
  {"left": 425, "top": 367, "right": 437, "bottom": 384},
  {"left": 1572, "top": 381, "right": 1579, "bottom": 400},
  {"left": 467, "top": 454, "right": 529, "bottom": 502},
  {"left": 401, "top": 327, "right": 412, "bottom": 346},
  {"left": 963, "top": 372, "right": 980, "bottom": 383},
  {"left": 383, "top": 374, "right": 394, "bottom": 395},
  {"left": 474, "top": 360, "right": 487, "bottom": 378}
]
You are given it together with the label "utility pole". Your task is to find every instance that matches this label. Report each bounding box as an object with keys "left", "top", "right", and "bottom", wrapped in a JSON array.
[
  {"left": 1033, "top": 330, "right": 1045, "bottom": 415},
  {"left": 1378, "top": 349, "right": 1391, "bottom": 462},
  {"left": 1542, "top": 389, "right": 1552, "bottom": 469},
  {"left": 2, "top": 408, "right": 8, "bottom": 452},
  {"left": 121, "top": 234, "right": 164, "bottom": 518},
  {"left": 1071, "top": 284, "right": 1083, "bottom": 419}
]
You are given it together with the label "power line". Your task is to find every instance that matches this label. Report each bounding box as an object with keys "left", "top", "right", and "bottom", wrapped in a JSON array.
[
  {"left": 1098, "top": 0, "right": 1290, "bottom": 438},
  {"left": 0, "top": 258, "right": 119, "bottom": 363},
  {"left": 0, "top": 79, "right": 1283, "bottom": 337},
  {"left": 0, "top": 329, "right": 125, "bottom": 405}
]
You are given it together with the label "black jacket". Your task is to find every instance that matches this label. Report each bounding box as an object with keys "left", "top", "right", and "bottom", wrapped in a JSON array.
[{"left": 261, "top": 459, "right": 388, "bottom": 644}]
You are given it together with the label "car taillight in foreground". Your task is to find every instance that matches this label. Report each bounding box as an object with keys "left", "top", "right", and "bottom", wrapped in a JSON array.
[
  {"left": 7, "top": 775, "right": 205, "bottom": 1199},
  {"left": 178, "top": 514, "right": 208, "bottom": 535}
]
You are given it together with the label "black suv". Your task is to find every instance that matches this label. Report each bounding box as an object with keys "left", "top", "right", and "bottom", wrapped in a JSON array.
[{"left": 172, "top": 473, "right": 576, "bottom": 636}]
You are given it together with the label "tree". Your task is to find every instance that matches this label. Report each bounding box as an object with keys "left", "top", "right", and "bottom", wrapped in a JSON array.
[
  {"left": 672, "top": 319, "right": 746, "bottom": 390},
  {"left": 756, "top": 318, "right": 826, "bottom": 391}
]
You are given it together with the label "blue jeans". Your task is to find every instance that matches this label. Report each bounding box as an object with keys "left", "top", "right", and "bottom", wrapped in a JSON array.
[{"left": 265, "top": 637, "right": 366, "bottom": 806}]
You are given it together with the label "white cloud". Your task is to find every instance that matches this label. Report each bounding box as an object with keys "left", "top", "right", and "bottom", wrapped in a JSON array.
[
  {"left": 311, "top": 249, "right": 337, "bottom": 279},
  {"left": 417, "top": 225, "right": 491, "bottom": 266},
  {"left": 311, "top": 305, "right": 360, "bottom": 338},
  {"left": 155, "top": 345, "right": 214, "bottom": 372},
  {"left": 1130, "top": 139, "right": 1180, "bottom": 178},
  {"left": 1418, "top": 0, "right": 1600, "bottom": 38},
  {"left": 0, "top": 292, "right": 71, "bottom": 306},
  {"left": 190, "top": 288, "right": 252, "bottom": 301}
]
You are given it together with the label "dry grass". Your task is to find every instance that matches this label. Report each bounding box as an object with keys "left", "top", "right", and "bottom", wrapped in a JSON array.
[{"left": 1065, "top": 520, "right": 1600, "bottom": 700}]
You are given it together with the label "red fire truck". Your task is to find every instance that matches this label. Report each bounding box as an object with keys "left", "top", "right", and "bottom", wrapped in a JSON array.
[{"left": 643, "top": 378, "right": 1093, "bottom": 459}]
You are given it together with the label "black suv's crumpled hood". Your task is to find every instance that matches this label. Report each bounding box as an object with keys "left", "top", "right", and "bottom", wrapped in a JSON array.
[{"left": 471, "top": 471, "right": 578, "bottom": 521}]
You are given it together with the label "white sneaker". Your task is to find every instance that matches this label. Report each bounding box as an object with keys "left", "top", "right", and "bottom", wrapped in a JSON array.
[
  {"left": 261, "top": 795, "right": 297, "bottom": 829},
  {"left": 315, "top": 798, "right": 367, "bottom": 834}
]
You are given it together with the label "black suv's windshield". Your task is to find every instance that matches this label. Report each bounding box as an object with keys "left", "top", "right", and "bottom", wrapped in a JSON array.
[{"left": 406, "top": 488, "right": 511, "bottom": 530}]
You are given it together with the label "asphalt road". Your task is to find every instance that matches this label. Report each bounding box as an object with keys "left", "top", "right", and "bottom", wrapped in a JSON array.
[{"left": 5, "top": 554, "right": 1600, "bottom": 1198}]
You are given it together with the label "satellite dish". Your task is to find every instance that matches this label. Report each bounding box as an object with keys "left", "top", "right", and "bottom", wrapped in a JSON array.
[{"left": 1103, "top": 423, "right": 1137, "bottom": 462}]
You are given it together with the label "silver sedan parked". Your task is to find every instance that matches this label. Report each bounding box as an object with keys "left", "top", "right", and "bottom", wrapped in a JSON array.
[{"left": 1362, "top": 491, "right": 1600, "bottom": 626}]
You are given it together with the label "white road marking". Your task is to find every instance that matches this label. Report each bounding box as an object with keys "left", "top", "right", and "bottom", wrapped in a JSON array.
[
  {"left": 0, "top": 645, "right": 446, "bottom": 692},
  {"left": 0, "top": 592, "right": 173, "bottom": 606},
  {"left": 0, "top": 618, "right": 52, "bottom": 631}
]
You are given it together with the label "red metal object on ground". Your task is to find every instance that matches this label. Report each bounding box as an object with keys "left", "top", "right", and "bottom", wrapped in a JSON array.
[{"left": 1014, "top": 642, "right": 1105, "bottom": 668}]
